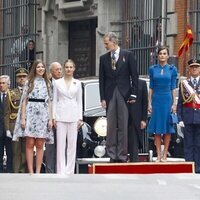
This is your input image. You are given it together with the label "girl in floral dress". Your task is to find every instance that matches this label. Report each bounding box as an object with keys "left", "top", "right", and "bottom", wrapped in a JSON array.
[{"left": 13, "top": 59, "right": 53, "bottom": 173}]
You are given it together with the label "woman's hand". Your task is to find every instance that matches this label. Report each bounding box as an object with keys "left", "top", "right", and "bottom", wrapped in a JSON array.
[
  {"left": 48, "top": 119, "right": 53, "bottom": 131},
  {"left": 148, "top": 104, "right": 152, "bottom": 114},
  {"left": 52, "top": 119, "right": 57, "bottom": 128},
  {"left": 21, "top": 118, "right": 26, "bottom": 130},
  {"left": 171, "top": 104, "right": 177, "bottom": 113},
  {"left": 77, "top": 119, "right": 84, "bottom": 130}
]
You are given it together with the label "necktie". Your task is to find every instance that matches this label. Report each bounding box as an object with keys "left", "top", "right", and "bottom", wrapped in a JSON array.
[
  {"left": 111, "top": 51, "right": 116, "bottom": 70},
  {"left": 193, "top": 78, "right": 198, "bottom": 91},
  {"left": 2, "top": 93, "right": 5, "bottom": 103},
  {"left": 193, "top": 78, "right": 197, "bottom": 86},
  {"left": 111, "top": 51, "right": 116, "bottom": 61}
]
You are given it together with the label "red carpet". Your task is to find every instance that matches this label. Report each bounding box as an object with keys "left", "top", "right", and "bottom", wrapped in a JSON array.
[{"left": 88, "top": 162, "right": 195, "bottom": 174}]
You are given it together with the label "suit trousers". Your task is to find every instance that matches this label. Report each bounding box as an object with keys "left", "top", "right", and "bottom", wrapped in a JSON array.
[
  {"left": 183, "top": 124, "right": 200, "bottom": 173},
  {"left": 0, "top": 135, "right": 12, "bottom": 173},
  {"left": 128, "top": 124, "right": 139, "bottom": 162},
  {"left": 12, "top": 138, "right": 26, "bottom": 173},
  {"left": 106, "top": 87, "right": 128, "bottom": 161},
  {"left": 56, "top": 121, "right": 77, "bottom": 175}
]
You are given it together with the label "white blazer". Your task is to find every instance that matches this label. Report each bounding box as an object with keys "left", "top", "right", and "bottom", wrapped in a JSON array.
[{"left": 53, "top": 77, "right": 82, "bottom": 122}]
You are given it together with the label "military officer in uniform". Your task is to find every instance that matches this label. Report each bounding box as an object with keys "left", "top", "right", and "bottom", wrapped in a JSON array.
[
  {"left": 177, "top": 58, "right": 200, "bottom": 173},
  {"left": 4, "top": 68, "right": 28, "bottom": 173}
]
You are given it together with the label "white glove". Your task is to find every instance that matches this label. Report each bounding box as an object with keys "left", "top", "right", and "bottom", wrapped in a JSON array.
[
  {"left": 178, "top": 121, "right": 185, "bottom": 127},
  {"left": 6, "top": 130, "right": 12, "bottom": 138}
]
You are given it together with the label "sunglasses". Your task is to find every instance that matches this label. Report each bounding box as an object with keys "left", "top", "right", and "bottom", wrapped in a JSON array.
[{"left": 17, "top": 75, "right": 27, "bottom": 78}]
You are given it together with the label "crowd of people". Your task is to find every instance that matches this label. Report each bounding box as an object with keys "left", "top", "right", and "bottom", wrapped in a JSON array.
[
  {"left": 99, "top": 32, "right": 200, "bottom": 173},
  {"left": 0, "top": 58, "right": 82, "bottom": 174},
  {"left": 0, "top": 31, "right": 200, "bottom": 174}
]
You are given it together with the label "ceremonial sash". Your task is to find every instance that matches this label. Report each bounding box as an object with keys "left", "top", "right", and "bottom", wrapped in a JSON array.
[{"left": 182, "top": 80, "right": 200, "bottom": 104}]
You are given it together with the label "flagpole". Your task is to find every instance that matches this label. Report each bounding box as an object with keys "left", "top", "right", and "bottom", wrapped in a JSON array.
[{"left": 185, "top": 1, "right": 190, "bottom": 76}]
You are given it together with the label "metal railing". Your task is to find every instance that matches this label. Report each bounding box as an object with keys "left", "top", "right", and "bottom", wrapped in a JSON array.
[
  {"left": 120, "top": 0, "right": 167, "bottom": 75},
  {"left": 0, "top": 0, "right": 38, "bottom": 88},
  {"left": 188, "top": 0, "right": 200, "bottom": 59},
  {"left": 118, "top": 0, "right": 168, "bottom": 153}
]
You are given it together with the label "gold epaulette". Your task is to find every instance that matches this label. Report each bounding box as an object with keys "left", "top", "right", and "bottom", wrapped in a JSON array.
[{"left": 180, "top": 80, "right": 195, "bottom": 104}]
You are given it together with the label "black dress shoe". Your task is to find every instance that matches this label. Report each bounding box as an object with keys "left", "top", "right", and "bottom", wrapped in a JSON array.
[
  {"left": 117, "top": 159, "right": 128, "bottom": 163},
  {"left": 110, "top": 158, "right": 117, "bottom": 163}
]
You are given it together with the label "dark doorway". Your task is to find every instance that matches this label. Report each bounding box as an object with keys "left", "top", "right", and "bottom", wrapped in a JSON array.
[{"left": 69, "top": 19, "right": 97, "bottom": 78}]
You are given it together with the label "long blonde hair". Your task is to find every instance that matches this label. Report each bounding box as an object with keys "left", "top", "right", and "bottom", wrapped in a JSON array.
[{"left": 27, "top": 59, "right": 51, "bottom": 95}]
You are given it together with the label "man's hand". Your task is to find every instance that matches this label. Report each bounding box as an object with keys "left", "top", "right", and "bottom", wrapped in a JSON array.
[
  {"left": 127, "top": 95, "right": 136, "bottom": 104},
  {"left": 140, "top": 121, "right": 146, "bottom": 129}
]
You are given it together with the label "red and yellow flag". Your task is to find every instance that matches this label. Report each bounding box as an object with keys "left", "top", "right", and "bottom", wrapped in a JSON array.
[{"left": 178, "top": 25, "right": 193, "bottom": 57}]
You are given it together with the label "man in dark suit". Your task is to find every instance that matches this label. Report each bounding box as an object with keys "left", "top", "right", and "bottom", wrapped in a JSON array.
[
  {"left": 44, "top": 62, "right": 62, "bottom": 173},
  {"left": 177, "top": 58, "right": 200, "bottom": 173},
  {"left": 128, "top": 79, "right": 148, "bottom": 162},
  {"left": 0, "top": 75, "right": 12, "bottom": 173},
  {"left": 99, "top": 32, "right": 138, "bottom": 162}
]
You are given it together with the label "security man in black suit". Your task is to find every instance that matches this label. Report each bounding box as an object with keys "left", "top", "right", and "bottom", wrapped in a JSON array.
[
  {"left": 128, "top": 79, "right": 148, "bottom": 162},
  {"left": 177, "top": 58, "right": 200, "bottom": 173},
  {"left": 99, "top": 32, "right": 138, "bottom": 162},
  {"left": 0, "top": 75, "right": 12, "bottom": 173}
]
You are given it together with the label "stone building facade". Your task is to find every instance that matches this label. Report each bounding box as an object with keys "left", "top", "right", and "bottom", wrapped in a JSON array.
[{"left": 0, "top": 0, "right": 199, "bottom": 79}]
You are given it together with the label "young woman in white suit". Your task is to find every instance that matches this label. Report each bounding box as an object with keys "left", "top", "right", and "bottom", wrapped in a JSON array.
[{"left": 53, "top": 59, "right": 82, "bottom": 174}]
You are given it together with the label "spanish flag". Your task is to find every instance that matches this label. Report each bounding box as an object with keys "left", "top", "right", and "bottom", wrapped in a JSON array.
[{"left": 178, "top": 25, "right": 193, "bottom": 57}]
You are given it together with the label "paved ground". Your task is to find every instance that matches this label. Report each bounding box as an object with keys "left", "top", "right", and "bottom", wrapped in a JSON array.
[{"left": 1, "top": 173, "right": 200, "bottom": 200}]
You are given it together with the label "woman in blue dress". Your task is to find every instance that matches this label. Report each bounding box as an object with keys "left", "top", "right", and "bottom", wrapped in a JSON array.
[{"left": 147, "top": 46, "right": 177, "bottom": 162}]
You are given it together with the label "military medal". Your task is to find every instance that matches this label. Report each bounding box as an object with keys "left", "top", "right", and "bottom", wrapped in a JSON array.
[
  {"left": 111, "top": 51, "right": 116, "bottom": 70},
  {"left": 112, "top": 59, "right": 116, "bottom": 70}
]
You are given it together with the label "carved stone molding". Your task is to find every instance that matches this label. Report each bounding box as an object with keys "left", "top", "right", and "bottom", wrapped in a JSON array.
[{"left": 56, "top": 0, "right": 89, "bottom": 10}]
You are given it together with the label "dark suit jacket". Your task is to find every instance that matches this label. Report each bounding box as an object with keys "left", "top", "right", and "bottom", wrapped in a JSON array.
[
  {"left": 99, "top": 49, "right": 138, "bottom": 106},
  {"left": 0, "top": 98, "right": 5, "bottom": 137},
  {"left": 128, "top": 79, "right": 148, "bottom": 148}
]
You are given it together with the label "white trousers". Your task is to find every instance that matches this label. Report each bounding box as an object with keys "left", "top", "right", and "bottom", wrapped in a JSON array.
[{"left": 56, "top": 121, "right": 77, "bottom": 175}]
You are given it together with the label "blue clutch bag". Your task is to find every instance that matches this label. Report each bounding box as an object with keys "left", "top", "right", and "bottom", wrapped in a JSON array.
[{"left": 170, "top": 113, "right": 178, "bottom": 124}]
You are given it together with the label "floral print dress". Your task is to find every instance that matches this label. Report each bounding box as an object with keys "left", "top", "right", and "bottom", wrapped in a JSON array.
[{"left": 13, "top": 77, "right": 53, "bottom": 144}]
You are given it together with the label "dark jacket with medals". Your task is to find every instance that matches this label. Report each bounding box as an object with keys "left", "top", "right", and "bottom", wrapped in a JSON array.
[
  {"left": 177, "top": 77, "right": 200, "bottom": 124},
  {"left": 99, "top": 49, "right": 138, "bottom": 107}
]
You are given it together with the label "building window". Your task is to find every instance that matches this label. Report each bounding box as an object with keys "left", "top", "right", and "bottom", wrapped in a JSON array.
[{"left": 189, "top": 0, "right": 200, "bottom": 58}]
